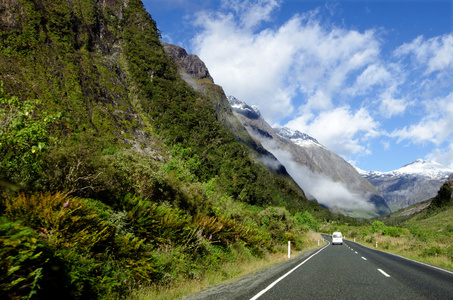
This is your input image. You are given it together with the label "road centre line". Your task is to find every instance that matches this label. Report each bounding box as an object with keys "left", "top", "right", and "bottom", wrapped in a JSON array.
[
  {"left": 249, "top": 242, "right": 330, "bottom": 300},
  {"left": 347, "top": 239, "right": 453, "bottom": 276},
  {"left": 362, "top": 257, "right": 367, "bottom": 260},
  {"left": 378, "top": 269, "right": 391, "bottom": 277}
]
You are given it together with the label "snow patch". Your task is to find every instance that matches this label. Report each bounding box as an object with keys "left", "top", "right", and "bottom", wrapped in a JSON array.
[{"left": 358, "top": 159, "right": 453, "bottom": 180}]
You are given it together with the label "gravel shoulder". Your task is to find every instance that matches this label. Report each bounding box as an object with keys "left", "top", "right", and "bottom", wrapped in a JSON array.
[{"left": 183, "top": 246, "right": 325, "bottom": 300}]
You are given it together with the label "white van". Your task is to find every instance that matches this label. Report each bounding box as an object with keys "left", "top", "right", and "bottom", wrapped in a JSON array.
[{"left": 332, "top": 232, "right": 343, "bottom": 245}]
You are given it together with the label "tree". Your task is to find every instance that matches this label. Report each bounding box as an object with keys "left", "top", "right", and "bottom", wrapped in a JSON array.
[{"left": 430, "top": 182, "right": 452, "bottom": 209}]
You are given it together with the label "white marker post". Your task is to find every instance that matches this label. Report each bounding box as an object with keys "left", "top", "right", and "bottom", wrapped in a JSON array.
[{"left": 288, "top": 241, "right": 291, "bottom": 259}]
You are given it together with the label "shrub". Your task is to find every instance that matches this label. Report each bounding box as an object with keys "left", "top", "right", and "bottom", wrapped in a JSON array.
[
  {"left": 164, "top": 144, "right": 201, "bottom": 182},
  {"left": 294, "top": 211, "right": 318, "bottom": 231},
  {"left": 0, "top": 217, "right": 70, "bottom": 299},
  {"left": 371, "top": 221, "right": 386, "bottom": 234},
  {"left": 422, "top": 246, "right": 444, "bottom": 257},
  {"left": 348, "top": 230, "right": 359, "bottom": 239},
  {"left": 193, "top": 214, "right": 257, "bottom": 248},
  {"left": 409, "top": 226, "right": 430, "bottom": 242},
  {"left": 2, "top": 192, "right": 115, "bottom": 252},
  {"left": 39, "top": 135, "right": 127, "bottom": 202},
  {"left": 0, "top": 87, "right": 60, "bottom": 186},
  {"left": 121, "top": 195, "right": 196, "bottom": 247},
  {"left": 383, "top": 226, "right": 402, "bottom": 237}
]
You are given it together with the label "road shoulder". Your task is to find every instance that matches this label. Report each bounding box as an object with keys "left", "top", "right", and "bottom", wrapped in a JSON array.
[{"left": 183, "top": 246, "right": 326, "bottom": 300}]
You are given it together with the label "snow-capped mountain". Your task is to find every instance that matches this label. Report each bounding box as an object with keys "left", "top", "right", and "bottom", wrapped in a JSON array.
[
  {"left": 359, "top": 159, "right": 452, "bottom": 179},
  {"left": 227, "top": 96, "right": 261, "bottom": 120},
  {"left": 228, "top": 96, "right": 390, "bottom": 218},
  {"left": 358, "top": 160, "right": 453, "bottom": 211},
  {"left": 274, "top": 127, "right": 326, "bottom": 149}
]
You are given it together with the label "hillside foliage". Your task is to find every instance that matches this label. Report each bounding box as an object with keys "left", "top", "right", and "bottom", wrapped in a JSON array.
[{"left": 0, "top": 0, "right": 360, "bottom": 298}]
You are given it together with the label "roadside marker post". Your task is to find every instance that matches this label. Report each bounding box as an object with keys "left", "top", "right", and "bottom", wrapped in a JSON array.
[{"left": 288, "top": 241, "right": 291, "bottom": 259}]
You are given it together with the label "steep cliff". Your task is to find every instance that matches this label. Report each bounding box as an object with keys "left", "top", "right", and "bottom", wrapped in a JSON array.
[{"left": 162, "top": 42, "right": 295, "bottom": 178}]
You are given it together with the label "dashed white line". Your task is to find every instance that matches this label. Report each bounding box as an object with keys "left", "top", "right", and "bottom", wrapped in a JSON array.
[
  {"left": 362, "top": 257, "right": 367, "bottom": 261},
  {"left": 378, "top": 269, "right": 391, "bottom": 277}
]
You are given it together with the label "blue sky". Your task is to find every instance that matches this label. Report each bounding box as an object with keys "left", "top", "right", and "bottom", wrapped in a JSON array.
[{"left": 142, "top": 0, "right": 453, "bottom": 172}]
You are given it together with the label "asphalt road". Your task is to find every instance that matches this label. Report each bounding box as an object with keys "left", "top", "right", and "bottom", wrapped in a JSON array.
[{"left": 186, "top": 235, "right": 453, "bottom": 300}]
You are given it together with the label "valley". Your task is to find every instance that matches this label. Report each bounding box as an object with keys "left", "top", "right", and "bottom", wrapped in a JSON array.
[{"left": 0, "top": 1, "right": 452, "bottom": 299}]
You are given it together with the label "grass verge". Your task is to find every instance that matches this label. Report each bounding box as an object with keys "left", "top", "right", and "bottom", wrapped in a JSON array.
[
  {"left": 127, "top": 231, "right": 323, "bottom": 300},
  {"left": 352, "top": 233, "right": 453, "bottom": 272}
]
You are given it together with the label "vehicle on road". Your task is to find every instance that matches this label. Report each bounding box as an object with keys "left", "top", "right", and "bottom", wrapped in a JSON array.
[{"left": 332, "top": 232, "right": 343, "bottom": 245}]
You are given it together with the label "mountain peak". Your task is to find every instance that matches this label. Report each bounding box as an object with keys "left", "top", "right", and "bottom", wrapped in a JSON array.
[
  {"left": 398, "top": 159, "right": 453, "bottom": 177},
  {"left": 274, "top": 127, "right": 319, "bottom": 143},
  {"left": 359, "top": 159, "right": 452, "bottom": 179},
  {"left": 227, "top": 95, "right": 261, "bottom": 119},
  {"left": 401, "top": 158, "right": 429, "bottom": 168},
  {"left": 274, "top": 127, "right": 325, "bottom": 149},
  {"left": 162, "top": 42, "right": 214, "bottom": 82}
]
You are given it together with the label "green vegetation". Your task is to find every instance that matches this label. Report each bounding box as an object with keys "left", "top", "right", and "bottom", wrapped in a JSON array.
[
  {"left": 429, "top": 181, "right": 453, "bottom": 211},
  {"left": 2, "top": 1, "right": 450, "bottom": 299},
  {"left": 0, "top": 85, "right": 60, "bottom": 186},
  {"left": 0, "top": 0, "right": 353, "bottom": 298}
]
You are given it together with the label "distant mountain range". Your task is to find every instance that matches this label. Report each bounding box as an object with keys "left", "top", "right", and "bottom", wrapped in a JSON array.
[
  {"left": 228, "top": 94, "right": 453, "bottom": 214},
  {"left": 357, "top": 160, "right": 453, "bottom": 211},
  {"left": 227, "top": 96, "right": 390, "bottom": 218}
]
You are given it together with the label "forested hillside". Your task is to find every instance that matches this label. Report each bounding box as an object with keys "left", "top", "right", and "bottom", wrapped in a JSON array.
[{"left": 0, "top": 0, "right": 358, "bottom": 298}]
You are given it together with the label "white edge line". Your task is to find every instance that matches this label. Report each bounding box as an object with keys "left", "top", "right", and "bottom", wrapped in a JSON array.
[
  {"left": 346, "top": 239, "right": 453, "bottom": 276},
  {"left": 249, "top": 242, "right": 330, "bottom": 300},
  {"left": 378, "top": 269, "right": 391, "bottom": 277}
]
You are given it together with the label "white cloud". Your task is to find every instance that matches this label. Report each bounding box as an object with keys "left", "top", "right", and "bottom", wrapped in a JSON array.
[
  {"left": 394, "top": 34, "right": 453, "bottom": 75},
  {"left": 378, "top": 95, "right": 408, "bottom": 118},
  {"left": 286, "top": 106, "right": 380, "bottom": 157},
  {"left": 259, "top": 139, "right": 375, "bottom": 211},
  {"left": 350, "top": 64, "right": 391, "bottom": 95},
  {"left": 427, "top": 144, "right": 453, "bottom": 169},
  {"left": 220, "top": 0, "right": 281, "bottom": 30},
  {"left": 348, "top": 62, "right": 409, "bottom": 118},
  {"left": 292, "top": 23, "right": 380, "bottom": 113},
  {"left": 192, "top": 3, "right": 381, "bottom": 124},
  {"left": 187, "top": 0, "right": 453, "bottom": 170},
  {"left": 380, "top": 140, "right": 390, "bottom": 151},
  {"left": 192, "top": 7, "right": 297, "bottom": 120},
  {"left": 391, "top": 93, "right": 453, "bottom": 145}
]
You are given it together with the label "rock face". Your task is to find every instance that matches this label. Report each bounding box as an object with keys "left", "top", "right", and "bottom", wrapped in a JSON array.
[
  {"left": 0, "top": 0, "right": 168, "bottom": 158},
  {"left": 162, "top": 42, "right": 214, "bottom": 82},
  {"left": 227, "top": 96, "right": 390, "bottom": 218},
  {"left": 358, "top": 160, "right": 453, "bottom": 211}
]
